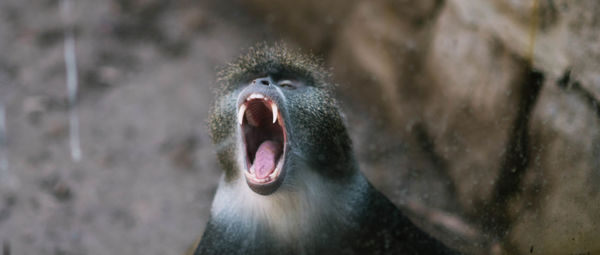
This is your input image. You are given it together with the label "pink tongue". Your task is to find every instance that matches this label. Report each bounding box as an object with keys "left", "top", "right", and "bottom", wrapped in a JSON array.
[{"left": 253, "top": 140, "right": 282, "bottom": 179}]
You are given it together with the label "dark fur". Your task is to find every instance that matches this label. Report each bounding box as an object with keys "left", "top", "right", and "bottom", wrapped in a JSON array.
[{"left": 198, "top": 43, "right": 458, "bottom": 255}]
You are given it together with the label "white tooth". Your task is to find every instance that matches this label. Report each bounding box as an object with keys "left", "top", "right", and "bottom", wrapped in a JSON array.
[
  {"left": 271, "top": 103, "right": 278, "bottom": 124},
  {"left": 238, "top": 104, "right": 246, "bottom": 125},
  {"left": 238, "top": 105, "right": 246, "bottom": 125},
  {"left": 269, "top": 168, "right": 278, "bottom": 178},
  {"left": 248, "top": 93, "right": 265, "bottom": 100},
  {"left": 249, "top": 165, "right": 255, "bottom": 174}
]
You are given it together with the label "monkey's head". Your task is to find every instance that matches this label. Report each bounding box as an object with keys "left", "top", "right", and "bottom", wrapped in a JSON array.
[{"left": 209, "top": 43, "right": 356, "bottom": 196}]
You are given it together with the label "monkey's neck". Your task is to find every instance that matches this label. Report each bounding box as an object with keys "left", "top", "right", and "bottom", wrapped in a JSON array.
[{"left": 207, "top": 169, "right": 369, "bottom": 253}]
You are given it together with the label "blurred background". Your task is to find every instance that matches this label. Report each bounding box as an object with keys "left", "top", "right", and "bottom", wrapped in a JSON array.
[{"left": 0, "top": 0, "right": 599, "bottom": 254}]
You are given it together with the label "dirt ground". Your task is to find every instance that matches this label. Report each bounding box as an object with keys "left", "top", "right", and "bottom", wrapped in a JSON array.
[{"left": 0, "top": 1, "right": 461, "bottom": 254}]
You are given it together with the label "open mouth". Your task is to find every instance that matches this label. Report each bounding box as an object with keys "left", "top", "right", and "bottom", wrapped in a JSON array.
[{"left": 238, "top": 93, "right": 286, "bottom": 194}]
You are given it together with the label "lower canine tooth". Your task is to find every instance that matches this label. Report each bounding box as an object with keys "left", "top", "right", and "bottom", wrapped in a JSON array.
[{"left": 269, "top": 168, "right": 277, "bottom": 178}]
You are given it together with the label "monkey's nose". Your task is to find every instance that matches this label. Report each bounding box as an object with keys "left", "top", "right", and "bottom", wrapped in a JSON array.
[{"left": 252, "top": 78, "right": 273, "bottom": 86}]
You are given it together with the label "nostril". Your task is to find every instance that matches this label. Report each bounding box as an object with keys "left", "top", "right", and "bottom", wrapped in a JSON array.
[{"left": 252, "top": 78, "right": 272, "bottom": 86}]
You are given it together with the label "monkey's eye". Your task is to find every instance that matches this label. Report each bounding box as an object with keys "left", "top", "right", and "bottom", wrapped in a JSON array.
[{"left": 277, "top": 80, "right": 297, "bottom": 90}]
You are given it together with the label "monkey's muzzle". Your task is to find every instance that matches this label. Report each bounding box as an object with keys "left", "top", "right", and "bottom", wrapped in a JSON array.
[{"left": 238, "top": 93, "right": 286, "bottom": 195}]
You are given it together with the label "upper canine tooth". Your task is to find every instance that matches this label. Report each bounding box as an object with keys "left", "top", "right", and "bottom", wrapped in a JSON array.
[
  {"left": 271, "top": 103, "right": 278, "bottom": 124},
  {"left": 238, "top": 104, "right": 247, "bottom": 125}
]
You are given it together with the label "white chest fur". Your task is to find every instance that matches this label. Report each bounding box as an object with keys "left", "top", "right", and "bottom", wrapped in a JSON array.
[{"left": 210, "top": 168, "right": 367, "bottom": 248}]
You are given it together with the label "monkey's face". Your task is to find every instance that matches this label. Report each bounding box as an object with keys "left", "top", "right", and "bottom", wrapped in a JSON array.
[
  {"left": 209, "top": 45, "right": 355, "bottom": 198},
  {"left": 209, "top": 72, "right": 353, "bottom": 196}
]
